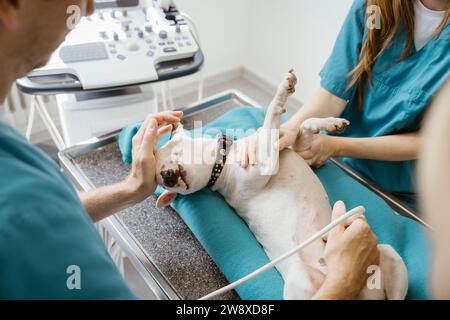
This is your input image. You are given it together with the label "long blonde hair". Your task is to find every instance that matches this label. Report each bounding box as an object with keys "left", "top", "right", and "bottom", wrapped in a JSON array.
[{"left": 347, "top": 0, "right": 450, "bottom": 109}]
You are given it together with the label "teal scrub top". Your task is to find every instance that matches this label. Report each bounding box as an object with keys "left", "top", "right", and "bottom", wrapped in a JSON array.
[
  {"left": 0, "top": 121, "right": 137, "bottom": 299},
  {"left": 320, "top": 0, "right": 450, "bottom": 195}
]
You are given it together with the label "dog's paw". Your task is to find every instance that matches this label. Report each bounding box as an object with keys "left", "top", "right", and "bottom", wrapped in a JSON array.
[
  {"left": 280, "top": 69, "right": 297, "bottom": 96},
  {"left": 301, "top": 118, "right": 350, "bottom": 134},
  {"left": 277, "top": 69, "right": 297, "bottom": 97}
]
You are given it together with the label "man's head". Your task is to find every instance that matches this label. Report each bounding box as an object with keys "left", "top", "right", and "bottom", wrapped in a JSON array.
[{"left": 0, "top": 0, "right": 95, "bottom": 78}]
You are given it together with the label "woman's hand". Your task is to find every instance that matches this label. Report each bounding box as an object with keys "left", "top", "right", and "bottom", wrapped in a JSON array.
[
  {"left": 313, "top": 201, "right": 380, "bottom": 300},
  {"left": 237, "top": 121, "right": 301, "bottom": 168},
  {"left": 298, "top": 134, "right": 339, "bottom": 168},
  {"left": 126, "top": 111, "right": 183, "bottom": 202}
]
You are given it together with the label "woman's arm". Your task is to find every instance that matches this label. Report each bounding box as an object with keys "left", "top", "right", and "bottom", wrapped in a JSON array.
[
  {"left": 335, "top": 132, "right": 421, "bottom": 161},
  {"left": 299, "top": 131, "right": 421, "bottom": 168},
  {"left": 287, "top": 87, "right": 348, "bottom": 131}
]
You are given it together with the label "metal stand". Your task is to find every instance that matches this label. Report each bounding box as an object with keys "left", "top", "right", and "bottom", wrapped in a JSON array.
[{"left": 25, "top": 95, "right": 66, "bottom": 151}]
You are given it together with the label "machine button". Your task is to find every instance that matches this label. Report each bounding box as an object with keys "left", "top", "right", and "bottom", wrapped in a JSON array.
[
  {"left": 122, "top": 24, "right": 130, "bottom": 32},
  {"left": 98, "top": 11, "right": 104, "bottom": 20},
  {"left": 175, "top": 25, "right": 181, "bottom": 33},
  {"left": 108, "top": 43, "right": 116, "bottom": 48},
  {"left": 145, "top": 25, "right": 153, "bottom": 33},
  {"left": 110, "top": 49, "right": 117, "bottom": 54},
  {"left": 159, "top": 30, "right": 168, "bottom": 39},
  {"left": 186, "top": 41, "right": 192, "bottom": 46},
  {"left": 111, "top": 10, "right": 117, "bottom": 19},
  {"left": 113, "top": 32, "right": 120, "bottom": 41},
  {"left": 147, "top": 51, "right": 154, "bottom": 57},
  {"left": 159, "top": 42, "right": 166, "bottom": 46},
  {"left": 138, "top": 30, "right": 144, "bottom": 38},
  {"left": 167, "top": 41, "right": 174, "bottom": 45},
  {"left": 163, "top": 47, "right": 177, "bottom": 53},
  {"left": 182, "top": 35, "right": 188, "bottom": 40},
  {"left": 178, "top": 42, "right": 184, "bottom": 47},
  {"left": 127, "top": 43, "right": 140, "bottom": 52},
  {"left": 100, "top": 31, "right": 108, "bottom": 40},
  {"left": 150, "top": 45, "right": 156, "bottom": 50},
  {"left": 123, "top": 10, "right": 128, "bottom": 17},
  {"left": 117, "top": 54, "right": 126, "bottom": 60},
  {"left": 146, "top": 39, "right": 152, "bottom": 44},
  {"left": 174, "top": 36, "right": 181, "bottom": 41}
]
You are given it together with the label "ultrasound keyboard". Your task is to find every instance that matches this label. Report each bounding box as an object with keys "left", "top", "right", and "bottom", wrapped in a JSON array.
[{"left": 16, "top": 0, "right": 204, "bottom": 94}]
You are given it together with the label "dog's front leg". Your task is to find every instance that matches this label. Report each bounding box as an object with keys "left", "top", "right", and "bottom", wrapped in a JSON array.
[
  {"left": 258, "top": 70, "right": 297, "bottom": 175},
  {"left": 293, "top": 117, "right": 350, "bottom": 152}
]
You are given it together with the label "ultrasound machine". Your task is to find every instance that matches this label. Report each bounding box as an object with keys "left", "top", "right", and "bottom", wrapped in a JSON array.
[{"left": 17, "top": 0, "right": 204, "bottom": 147}]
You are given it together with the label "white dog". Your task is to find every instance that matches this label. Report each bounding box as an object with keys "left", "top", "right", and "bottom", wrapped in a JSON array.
[{"left": 154, "top": 71, "right": 408, "bottom": 299}]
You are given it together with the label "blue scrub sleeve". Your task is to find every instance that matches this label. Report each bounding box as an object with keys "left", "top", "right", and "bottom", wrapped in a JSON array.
[
  {"left": 0, "top": 190, "right": 138, "bottom": 299},
  {"left": 319, "top": 0, "right": 367, "bottom": 101}
]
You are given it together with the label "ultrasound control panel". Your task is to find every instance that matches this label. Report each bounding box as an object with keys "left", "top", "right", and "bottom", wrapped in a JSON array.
[{"left": 16, "top": 0, "right": 203, "bottom": 94}]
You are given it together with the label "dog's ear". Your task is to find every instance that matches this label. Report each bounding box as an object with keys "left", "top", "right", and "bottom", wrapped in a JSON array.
[{"left": 156, "top": 191, "right": 178, "bottom": 208}]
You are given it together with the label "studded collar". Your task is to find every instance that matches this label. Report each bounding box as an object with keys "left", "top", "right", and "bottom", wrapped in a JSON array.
[{"left": 207, "top": 134, "right": 233, "bottom": 188}]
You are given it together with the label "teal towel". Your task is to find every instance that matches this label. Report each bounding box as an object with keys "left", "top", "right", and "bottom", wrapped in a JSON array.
[{"left": 119, "top": 107, "right": 431, "bottom": 300}]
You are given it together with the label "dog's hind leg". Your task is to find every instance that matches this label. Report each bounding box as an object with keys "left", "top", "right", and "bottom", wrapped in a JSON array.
[
  {"left": 263, "top": 69, "right": 297, "bottom": 130},
  {"left": 258, "top": 70, "right": 297, "bottom": 175},
  {"left": 283, "top": 259, "right": 320, "bottom": 300}
]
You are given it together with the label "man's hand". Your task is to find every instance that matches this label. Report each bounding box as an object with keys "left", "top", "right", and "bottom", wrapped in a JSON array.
[
  {"left": 313, "top": 201, "right": 380, "bottom": 300},
  {"left": 79, "top": 111, "right": 183, "bottom": 222},
  {"left": 125, "top": 111, "right": 183, "bottom": 202}
]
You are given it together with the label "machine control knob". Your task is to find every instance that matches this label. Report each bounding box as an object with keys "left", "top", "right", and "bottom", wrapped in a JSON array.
[
  {"left": 113, "top": 32, "right": 119, "bottom": 41},
  {"left": 127, "top": 43, "right": 141, "bottom": 52},
  {"left": 138, "top": 30, "right": 144, "bottom": 38},
  {"left": 122, "top": 10, "right": 128, "bottom": 17},
  {"left": 159, "top": 30, "right": 168, "bottom": 39},
  {"left": 175, "top": 25, "right": 181, "bottom": 33}
]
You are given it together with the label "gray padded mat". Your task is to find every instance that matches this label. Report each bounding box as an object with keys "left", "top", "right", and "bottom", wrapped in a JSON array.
[{"left": 68, "top": 99, "right": 245, "bottom": 300}]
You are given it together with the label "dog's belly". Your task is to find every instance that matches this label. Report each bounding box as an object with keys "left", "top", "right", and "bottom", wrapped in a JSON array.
[{"left": 235, "top": 150, "right": 332, "bottom": 277}]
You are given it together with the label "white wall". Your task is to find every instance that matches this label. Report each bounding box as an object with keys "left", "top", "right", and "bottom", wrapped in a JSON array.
[
  {"left": 170, "top": 0, "right": 253, "bottom": 88},
  {"left": 174, "top": 0, "right": 353, "bottom": 102},
  {"left": 245, "top": 0, "right": 354, "bottom": 102}
]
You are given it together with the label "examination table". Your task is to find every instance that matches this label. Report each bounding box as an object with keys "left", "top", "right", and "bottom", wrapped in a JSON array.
[{"left": 59, "top": 91, "right": 431, "bottom": 300}]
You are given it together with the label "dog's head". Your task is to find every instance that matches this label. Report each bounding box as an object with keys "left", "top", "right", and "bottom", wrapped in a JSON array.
[{"left": 155, "top": 125, "right": 216, "bottom": 208}]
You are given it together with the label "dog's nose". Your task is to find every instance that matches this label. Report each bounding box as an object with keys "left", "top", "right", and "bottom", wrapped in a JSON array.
[{"left": 161, "top": 169, "right": 180, "bottom": 188}]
